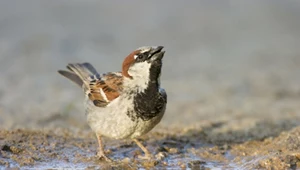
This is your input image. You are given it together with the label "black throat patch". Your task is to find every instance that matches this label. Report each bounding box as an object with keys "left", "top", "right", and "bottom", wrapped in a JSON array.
[{"left": 131, "top": 59, "right": 166, "bottom": 121}]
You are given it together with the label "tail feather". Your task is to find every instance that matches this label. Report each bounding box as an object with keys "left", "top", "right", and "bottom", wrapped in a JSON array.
[
  {"left": 80, "top": 62, "right": 98, "bottom": 75},
  {"left": 58, "top": 70, "right": 83, "bottom": 87},
  {"left": 58, "top": 62, "right": 99, "bottom": 87}
]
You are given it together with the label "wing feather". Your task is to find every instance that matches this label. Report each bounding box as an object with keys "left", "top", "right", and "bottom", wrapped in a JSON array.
[
  {"left": 59, "top": 63, "right": 123, "bottom": 107},
  {"left": 87, "top": 72, "right": 123, "bottom": 107}
]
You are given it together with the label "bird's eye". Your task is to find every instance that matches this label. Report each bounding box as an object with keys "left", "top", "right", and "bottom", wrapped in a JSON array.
[
  {"left": 135, "top": 54, "right": 144, "bottom": 60},
  {"left": 134, "top": 53, "right": 147, "bottom": 62},
  {"left": 138, "top": 55, "right": 143, "bottom": 59},
  {"left": 134, "top": 54, "right": 143, "bottom": 60}
]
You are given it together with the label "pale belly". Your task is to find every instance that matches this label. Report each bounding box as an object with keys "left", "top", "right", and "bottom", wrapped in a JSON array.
[{"left": 84, "top": 96, "right": 165, "bottom": 139}]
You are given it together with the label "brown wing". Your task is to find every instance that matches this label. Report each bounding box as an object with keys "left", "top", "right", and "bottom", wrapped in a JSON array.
[{"left": 87, "top": 72, "right": 123, "bottom": 107}]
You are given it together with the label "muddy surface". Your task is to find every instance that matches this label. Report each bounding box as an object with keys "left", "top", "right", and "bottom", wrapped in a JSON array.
[
  {"left": 1, "top": 119, "right": 300, "bottom": 169},
  {"left": 1, "top": 1, "right": 300, "bottom": 169}
]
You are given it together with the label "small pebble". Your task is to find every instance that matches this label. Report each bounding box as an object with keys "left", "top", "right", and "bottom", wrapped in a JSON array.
[
  {"left": 168, "top": 148, "right": 178, "bottom": 154},
  {"left": 121, "top": 157, "right": 131, "bottom": 163},
  {"left": 187, "top": 160, "right": 206, "bottom": 169},
  {"left": 180, "top": 164, "right": 186, "bottom": 169},
  {"left": 155, "top": 152, "right": 167, "bottom": 160}
]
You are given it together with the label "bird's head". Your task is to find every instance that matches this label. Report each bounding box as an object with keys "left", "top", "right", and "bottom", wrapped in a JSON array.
[{"left": 122, "top": 46, "right": 165, "bottom": 91}]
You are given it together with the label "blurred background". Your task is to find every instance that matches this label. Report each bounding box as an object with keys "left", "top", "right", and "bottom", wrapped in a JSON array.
[{"left": 0, "top": 0, "right": 300, "bottom": 130}]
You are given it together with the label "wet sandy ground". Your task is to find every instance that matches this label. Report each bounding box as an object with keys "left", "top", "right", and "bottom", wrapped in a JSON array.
[
  {"left": 2, "top": 121, "right": 300, "bottom": 169},
  {"left": 1, "top": 1, "right": 300, "bottom": 169}
]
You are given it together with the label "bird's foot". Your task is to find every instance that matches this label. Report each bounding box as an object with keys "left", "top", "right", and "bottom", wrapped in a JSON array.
[{"left": 97, "top": 152, "right": 113, "bottom": 162}]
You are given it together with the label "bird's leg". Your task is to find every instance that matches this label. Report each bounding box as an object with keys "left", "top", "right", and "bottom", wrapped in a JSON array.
[
  {"left": 133, "top": 139, "right": 153, "bottom": 159},
  {"left": 96, "top": 134, "right": 112, "bottom": 162}
]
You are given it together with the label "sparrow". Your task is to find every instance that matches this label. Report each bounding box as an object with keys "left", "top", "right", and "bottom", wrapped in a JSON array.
[{"left": 58, "top": 46, "right": 167, "bottom": 161}]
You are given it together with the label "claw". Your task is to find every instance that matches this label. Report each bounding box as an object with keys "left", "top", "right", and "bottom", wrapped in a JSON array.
[
  {"left": 97, "top": 152, "right": 113, "bottom": 162},
  {"left": 133, "top": 139, "right": 155, "bottom": 160}
]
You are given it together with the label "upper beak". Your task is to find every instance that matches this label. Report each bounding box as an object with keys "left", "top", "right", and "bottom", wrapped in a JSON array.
[{"left": 148, "top": 46, "right": 165, "bottom": 60}]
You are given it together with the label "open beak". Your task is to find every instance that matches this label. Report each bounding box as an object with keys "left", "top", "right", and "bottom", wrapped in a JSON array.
[{"left": 148, "top": 46, "right": 165, "bottom": 61}]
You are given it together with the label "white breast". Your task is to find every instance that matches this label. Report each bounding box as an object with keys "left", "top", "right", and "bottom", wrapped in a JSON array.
[{"left": 84, "top": 94, "right": 165, "bottom": 139}]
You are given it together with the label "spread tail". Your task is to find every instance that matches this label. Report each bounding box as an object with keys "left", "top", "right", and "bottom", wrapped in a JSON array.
[{"left": 58, "top": 62, "right": 98, "bottom": 87}]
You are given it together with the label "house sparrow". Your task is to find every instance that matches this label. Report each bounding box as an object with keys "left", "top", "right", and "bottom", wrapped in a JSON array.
[{"left": 58, "top": 46, "right": 167, "bottom": 161}]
